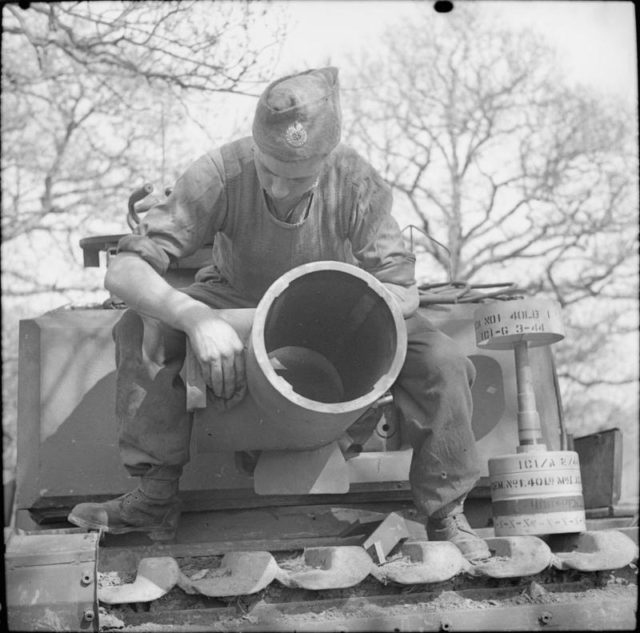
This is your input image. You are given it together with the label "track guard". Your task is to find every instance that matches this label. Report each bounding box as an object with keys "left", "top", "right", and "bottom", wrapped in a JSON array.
[{"left": 5, "top": 531, "right": 99, "bottom": 631}]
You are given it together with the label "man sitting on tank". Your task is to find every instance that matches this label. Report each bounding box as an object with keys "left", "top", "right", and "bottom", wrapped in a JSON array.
[{"left": 68, "top": 67, "right": 490, "bottom": 561}]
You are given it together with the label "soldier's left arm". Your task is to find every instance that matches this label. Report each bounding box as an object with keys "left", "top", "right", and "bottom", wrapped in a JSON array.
[{"left": 347, "top": 172, "right": 419, "bottom": 318}]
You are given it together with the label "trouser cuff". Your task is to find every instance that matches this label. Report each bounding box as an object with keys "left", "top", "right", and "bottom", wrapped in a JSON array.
[{"left": 137, "top": 465, "right": 183, "bottom": 500}]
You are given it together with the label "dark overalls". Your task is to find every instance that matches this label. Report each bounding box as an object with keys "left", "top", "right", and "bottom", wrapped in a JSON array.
[{"left": 114, "top": 138, "right": 481, "bottom": 519}]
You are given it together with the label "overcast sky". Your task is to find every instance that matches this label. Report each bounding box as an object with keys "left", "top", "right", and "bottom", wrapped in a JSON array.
[{"left": 276, "top": 0, "right": 637, "bottom": 103}]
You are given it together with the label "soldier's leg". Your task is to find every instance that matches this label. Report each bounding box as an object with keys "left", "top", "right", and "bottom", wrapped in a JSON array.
[
  {"left": 394, "top": 310, "right": 490, "bottom": 560},
  {"left": 68, "top": 279, "right": 255, "bottom": 538}
]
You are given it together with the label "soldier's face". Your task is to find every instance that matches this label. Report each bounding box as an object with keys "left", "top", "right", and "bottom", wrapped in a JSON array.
[{"left": 254, "top": 146, "right": 324, "bottom": 204}]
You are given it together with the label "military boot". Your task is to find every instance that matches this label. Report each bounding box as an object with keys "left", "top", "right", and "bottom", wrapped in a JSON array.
[
  {"left": 68, "top": 474, "right": 181, "bottom": 541},
  {"left": 427, "top": 510, "right": 491, "bottom": 562}
]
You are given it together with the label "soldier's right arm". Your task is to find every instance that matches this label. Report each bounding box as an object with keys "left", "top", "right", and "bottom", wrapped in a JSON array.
[{"left": 106, "top": 150, "right": 245, "bottom": 403}]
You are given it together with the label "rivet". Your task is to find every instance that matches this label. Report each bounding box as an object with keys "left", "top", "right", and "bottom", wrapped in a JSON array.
[
  {"left": 83, "top": 609, "right": 95, "bottom": 622},
  {"left": 539, "top": 611, "right": 552, "bottom": 625}
]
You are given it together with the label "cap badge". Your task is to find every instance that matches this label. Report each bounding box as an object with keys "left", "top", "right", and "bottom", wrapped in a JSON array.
[{"left": 284, "top": 121, "right": 308, "bottom": 147}]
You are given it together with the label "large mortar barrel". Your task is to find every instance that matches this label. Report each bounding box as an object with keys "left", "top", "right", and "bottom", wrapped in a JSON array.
[{"left": 193, "top": 261, "right": 407, "bottom": 452}]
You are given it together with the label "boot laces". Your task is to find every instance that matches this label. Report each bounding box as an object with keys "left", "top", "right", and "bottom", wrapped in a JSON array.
[
  {"left": 450, "top": 513, "right": 474, "bottom": 534},
  {"left": 119, "top": 488, "right": 177, "bottom": 522},
  {"left": 429, "top": 512, "right": 475, "bottom": 539}
]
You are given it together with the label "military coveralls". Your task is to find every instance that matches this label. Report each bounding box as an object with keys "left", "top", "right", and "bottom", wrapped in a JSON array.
[{"left": 114, "top": 138, "right": 481, "bottom": 519}]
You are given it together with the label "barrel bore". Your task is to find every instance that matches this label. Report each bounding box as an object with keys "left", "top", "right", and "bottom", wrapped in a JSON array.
[{"left": 249, "top": 262, "right": 407, "bottom": 414}]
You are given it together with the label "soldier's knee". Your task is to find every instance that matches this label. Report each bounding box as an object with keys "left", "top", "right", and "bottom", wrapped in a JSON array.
[
  {"left": 408, "top": 331, "right": 475, "bottom": 386},
  {"left": 434, "top": 344, "right": 475, "bottom": 385},
  {"left": 113, "top": 310, "right": 185, "bottom": 365},
  {"left": 113, "top": 309, "right": 143, "bottom": 344}
]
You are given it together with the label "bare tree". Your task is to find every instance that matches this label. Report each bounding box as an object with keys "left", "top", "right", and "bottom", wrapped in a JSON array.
[
  {"left": 1, "top": 1, "right": 286, "bottom": 477},
  {"left": 342, "top": 7, "right": 638, "bottom": 436},
  {"left": 2, "top": 0, "right": 286, "bottom": 287}
]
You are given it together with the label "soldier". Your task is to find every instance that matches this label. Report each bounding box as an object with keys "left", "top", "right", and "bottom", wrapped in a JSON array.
[{"left": 68, "top": 67, "right": 490, "bottom": 561}]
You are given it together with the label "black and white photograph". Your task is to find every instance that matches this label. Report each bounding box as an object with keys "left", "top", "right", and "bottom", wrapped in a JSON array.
[{"left": 2, "top": 0, "right": 638, "bottom": 630}]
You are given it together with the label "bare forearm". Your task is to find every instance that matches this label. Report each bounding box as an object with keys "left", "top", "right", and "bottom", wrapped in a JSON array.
[
  {"left": 105, "top": 253, "right": 211, "bottom": 332},
  {"left": 105, "top": 252, "right": 247, "bottom": 402}
]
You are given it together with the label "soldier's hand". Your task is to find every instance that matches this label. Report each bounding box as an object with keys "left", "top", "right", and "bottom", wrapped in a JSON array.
[{"left": 183, "top": 311, "right": 247, "bottom": 404}]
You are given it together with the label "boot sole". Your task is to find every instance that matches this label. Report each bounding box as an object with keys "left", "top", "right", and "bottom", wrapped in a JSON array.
[{"left": 67, "top": 511, "right": 177, "bottom": 541}]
